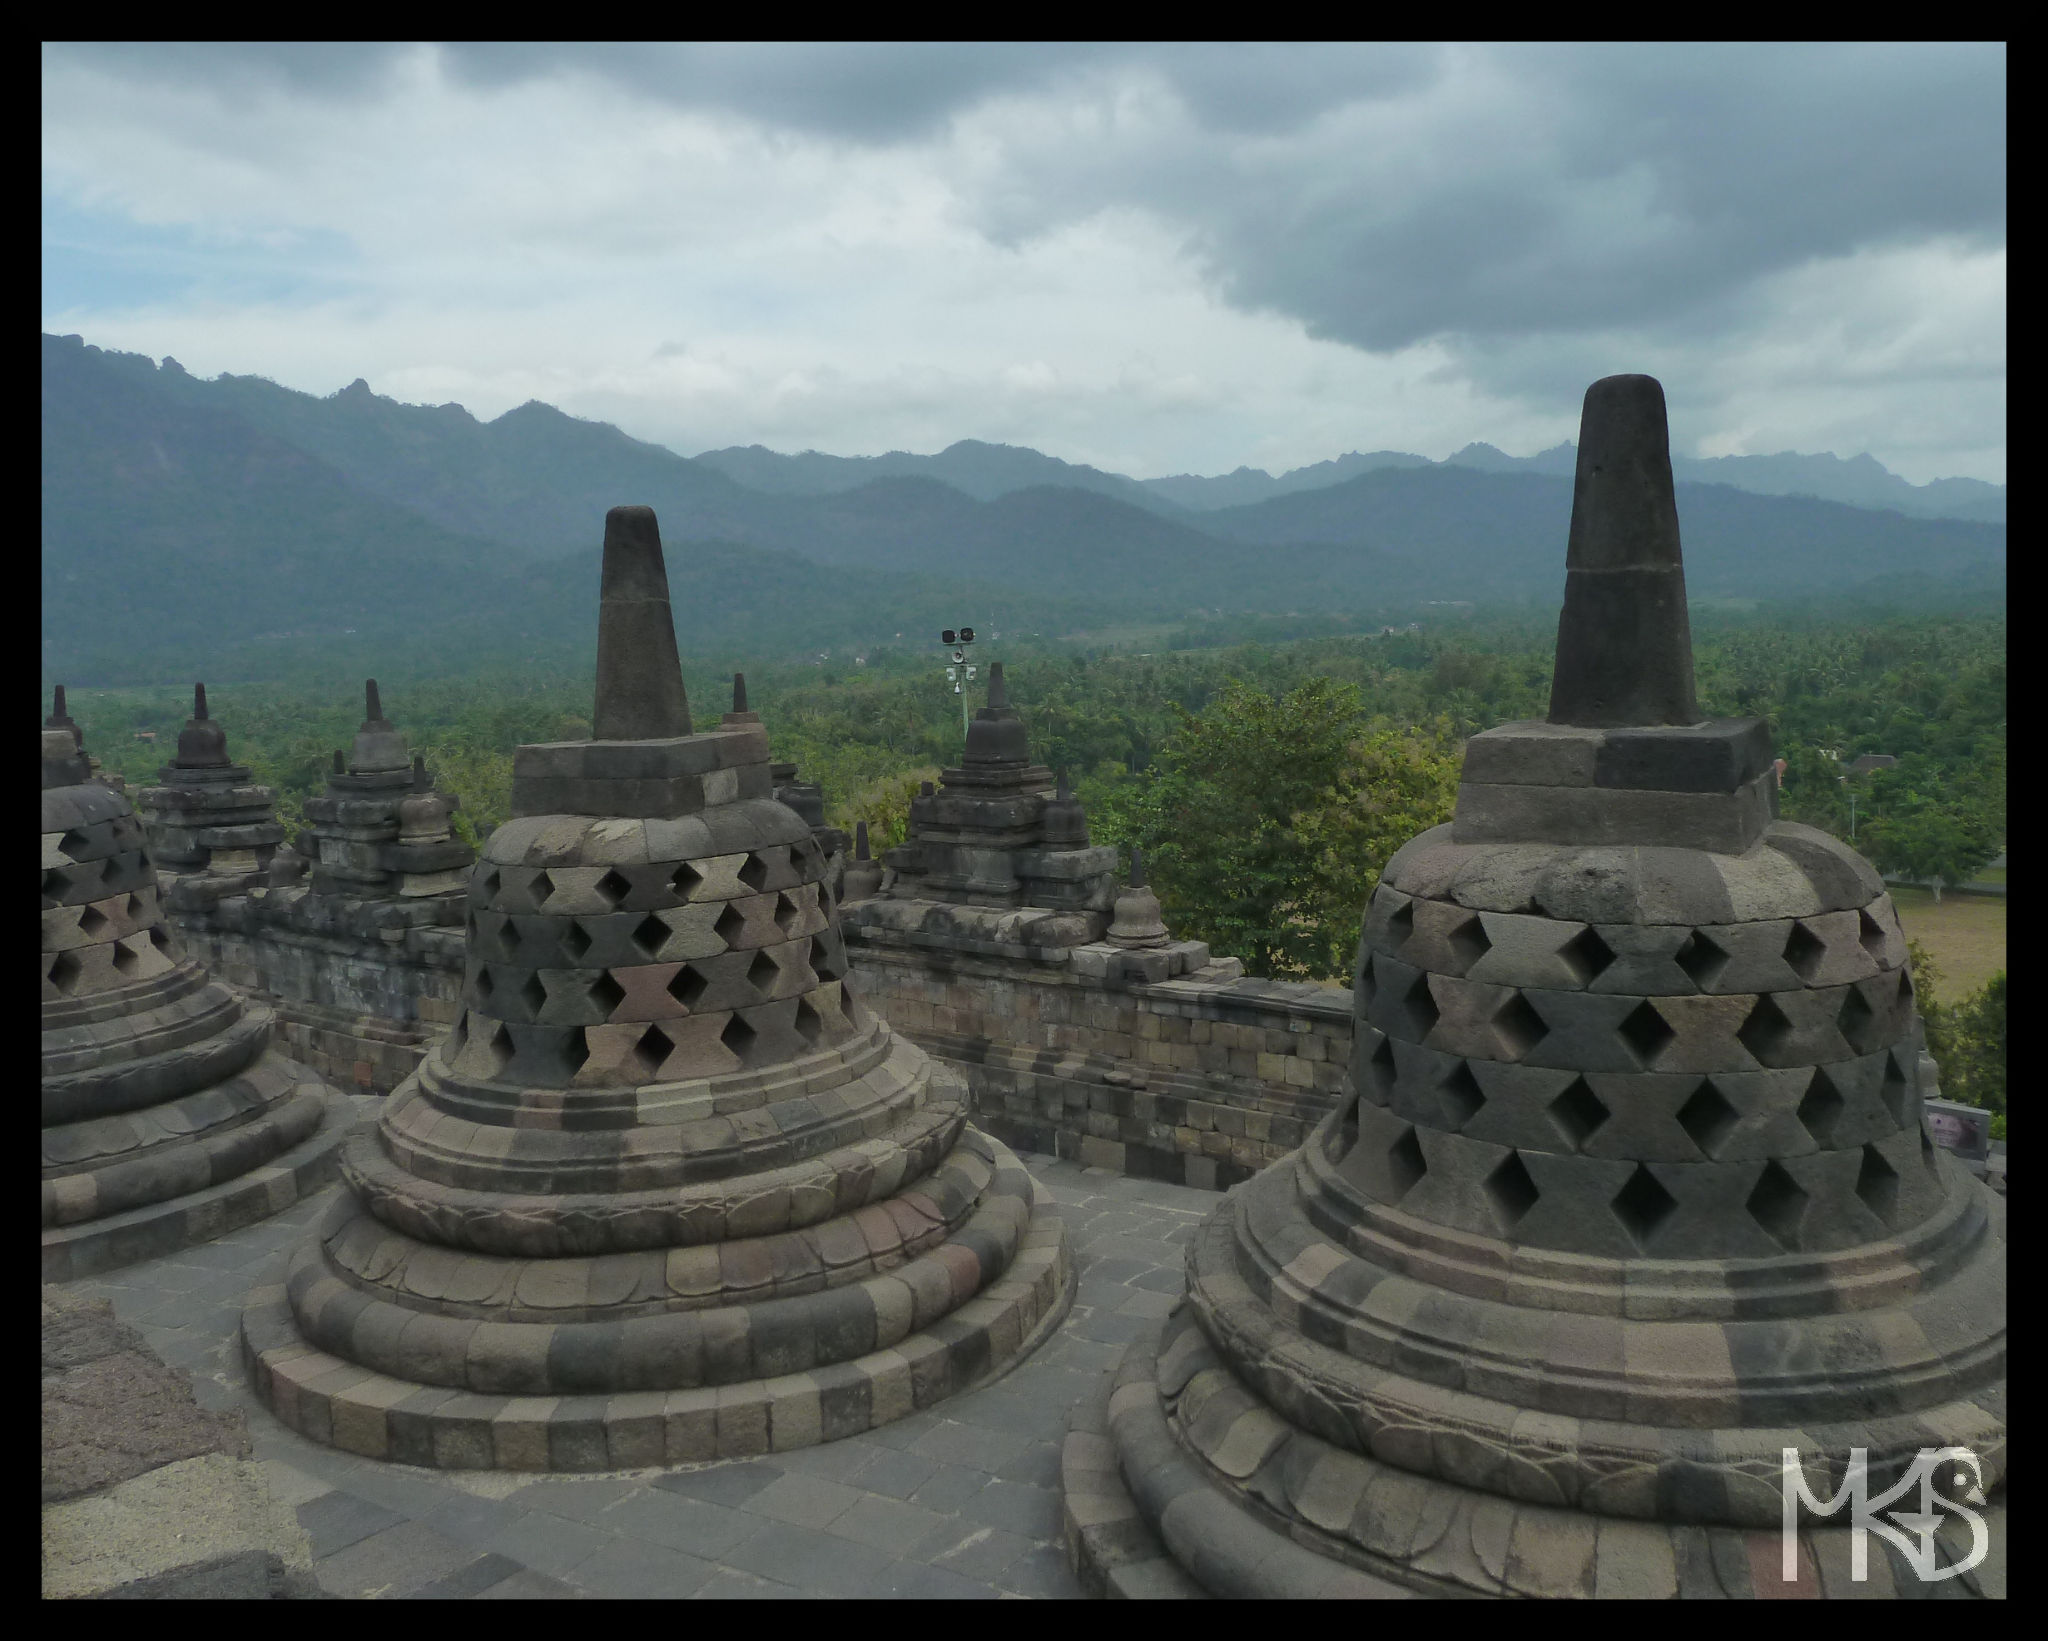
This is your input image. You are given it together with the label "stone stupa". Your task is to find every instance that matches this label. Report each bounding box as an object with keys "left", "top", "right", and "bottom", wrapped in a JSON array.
[
  {"left": 295, "top": 682, "right": 473, "bottom": 900},
  {"left": 136, "top": 683, "right": 293, "bottom": 907},
  {"left": 242, "top": 506, "right": 1072, "bottom": 1470},
  {"left": 1063, "top": 376, "right": 2005, "bottom": 1599},
  {"left": 42, "top": 713, "right": 359, "bottom": 1282}
]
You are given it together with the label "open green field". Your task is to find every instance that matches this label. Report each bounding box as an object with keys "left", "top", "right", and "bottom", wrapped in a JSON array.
[{"left": 1891, "top": 886, "right": 2007, "bottom": 998}]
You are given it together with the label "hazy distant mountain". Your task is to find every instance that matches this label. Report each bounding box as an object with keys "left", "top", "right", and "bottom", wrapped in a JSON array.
[
  {"left": 41, "top": 332, "right": 2005, "bottom": 685},
  {"left": 1196, "top": 464, "right": 2005, "bottom": 601},
  {"left": 38, "top": 335, "right": 1103, "bottom": 681},
  {"left": 696, "top": 439, "right": 1174, "bottom": 515},
  {"left": 1145, "top": 439, "right": 2001, "bottom": 522}
]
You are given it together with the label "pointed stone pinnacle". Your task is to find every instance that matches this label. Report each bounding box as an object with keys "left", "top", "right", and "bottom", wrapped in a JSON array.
[
  {"left": 332, "top": 750, "right": 346, "bottom": 774},
  {"left": 194, "top": 682, "right": 210, "bottom": 719},
  {"left": 732, "top": 673, "right": 748, "bottom": 714},
  {"left": 1548, "top": 374, "right": 1701, "bottom": 728},
  {"left": 855, "top": 820, "right": 872, "bottom": 861},
  {"left": 365, "top": 679, "right": 384, "bottom": 724},
  {"left": 1056, "top": 768, "right": 1072, "bottom": 801},
  {"left": 987, "top": 662, "right": 1008, "bottom": 710},
  {"left": 1130, "top": 846, "right": 1146, "bottom": 889},
  {"left": 413, "top": 752, "right": 429, "bottom": 790},
  {"left": 46, "top": 685, "right": 82, "bottom": 748},
  {"left": 593, "top": 506, "right": 692, "bottom": 741}
]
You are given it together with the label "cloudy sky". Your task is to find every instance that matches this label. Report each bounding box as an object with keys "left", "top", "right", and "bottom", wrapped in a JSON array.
[{"left": 42, "top": 42, "right": 2005, "bottom": 484}]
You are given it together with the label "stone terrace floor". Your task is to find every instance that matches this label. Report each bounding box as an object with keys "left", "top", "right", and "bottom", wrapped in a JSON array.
[{"left": 55, "top": 1152, "right": 1213, "bottom": 1599}]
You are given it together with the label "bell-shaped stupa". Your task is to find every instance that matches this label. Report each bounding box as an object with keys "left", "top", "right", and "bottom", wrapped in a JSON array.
[
  {"left": 242, "top": 507, "right": 1072, "bottom": 1470},
  {"left": 1063, "top": 376, "right": 2005, "bottom": 1599},
  {"left": 135, "top": 683, "right": 293, "bottom": 906},
  {"left": 42, "top": 711, "right": 359, "bottom": 1281}
]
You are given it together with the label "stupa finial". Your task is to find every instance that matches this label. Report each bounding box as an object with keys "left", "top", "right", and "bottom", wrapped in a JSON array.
[
  {"left": 592, "top": 506, "right": 691, "bottom": 741},
  {"left": 855, "top": 819, "right": 872, "bottom": 861},
  {"left": 332, "top": 750, "right": 345, "bottom": 774},
  {"left": 1547, "top": 374, "right": 1700, "bottom": 728},
  {"left": 194, "top": 682, "right": 209, "bottom": 719},
  {"left": 46, "top": 685, "right": 81, "bottom": 748},
  {"left": 987, "top": 662, "right": 1008, "bottom": 710},
  {"left": 732, "top": 672, "right": 748, "bottom": 714},
  {"left": 1129, "top": 845, "right": 1146, "bottom": 889},
  {"left": 364, "top": 679, "right": 386, "bottom": 725},
  {"left": 1056, "top": 767, "right": 1072, "bottom": 802}
]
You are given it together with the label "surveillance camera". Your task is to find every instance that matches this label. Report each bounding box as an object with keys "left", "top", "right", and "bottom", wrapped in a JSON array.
[
  {"left": 959, "top": 626, "right": 975, "bottom": 643},
  {"left": 941, "top": 629, "right": 957, "bottom": 644}
]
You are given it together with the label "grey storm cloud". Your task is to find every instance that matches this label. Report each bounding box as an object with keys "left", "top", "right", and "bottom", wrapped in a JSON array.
[{"left": 45, "top": 41, "right": 2003, "bottom": 373}]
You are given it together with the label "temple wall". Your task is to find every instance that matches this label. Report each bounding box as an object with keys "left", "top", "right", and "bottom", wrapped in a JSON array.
[
  {"left": 163, "top": 882, "right": 1355, "bottom": 1178},
  {"left": 845, "top": 943, "right": 1352, "bottom": 1189},
  {"left": 165, "top": 886, "right": 462, "bottom": 1094}
]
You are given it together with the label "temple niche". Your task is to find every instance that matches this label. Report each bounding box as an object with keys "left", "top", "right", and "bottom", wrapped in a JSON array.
[
  {"left": 240, "top": 506, "right": 1073, "bottom": 1470},
  {"left": 296, "top": 682, "right": 473, "bottom": 900},
  {"left": 42, "top": 711, "right": 359, "bottom": 1282},
  {"left": 850, "top": 664, "right": 1212, "bottom": 981},
  {"left": 842, "top": 670, "right": 1376, "bottom": 1193},
  {"left": 1061, "top": 375, "right": 2006, "bottom": 1599}
]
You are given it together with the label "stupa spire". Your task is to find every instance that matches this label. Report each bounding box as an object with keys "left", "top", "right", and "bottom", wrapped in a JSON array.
[
  {"left": 172, "top": 680, "right": 231, "bottom": 769},
  {"left": 45, "top": 685, "right": 81, "bottom": 748},
  {"left": 987, "top": 662, "right": 1008, "bottom": 710},
  {"left": 592, "top": 505, "right": 691, "bottom": 741},
  {"left": 1548, "top": 374, "right": 1700, "bottom": 727}
]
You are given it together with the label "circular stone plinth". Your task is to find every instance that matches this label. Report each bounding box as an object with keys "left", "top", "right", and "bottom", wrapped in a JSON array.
[
  {"left": 41, "top": 1077, "right": 366, "bottom": 1284},
  {"left": 1070, "top": 1301, "right": 2007, "bottom": 1600},
  {"left": 239, "top": 1131, "right": 1073, "bottom": 1471}
]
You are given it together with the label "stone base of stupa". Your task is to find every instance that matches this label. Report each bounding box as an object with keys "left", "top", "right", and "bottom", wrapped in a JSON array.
[
  {"left": 1067, "top": 1307, "right": 2008, "bottom": 1599},
  {"left": 1064, "top": 1152, "right": 2007, "bottom": 1601},
  {"left": 239, "top": 1127, "right": 1072, "bottom": 1470},
  {"left": 40, "top": 1068, "right": 366, "bottom": 1284}
]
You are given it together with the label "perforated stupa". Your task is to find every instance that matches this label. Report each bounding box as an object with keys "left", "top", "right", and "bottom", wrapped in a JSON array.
[
  {"left": 1064, "top": 375, "right": 2005, "bottom": 1599},
  {"left": 241, "top": 506, "right": 1072, "bottom": 1470}
]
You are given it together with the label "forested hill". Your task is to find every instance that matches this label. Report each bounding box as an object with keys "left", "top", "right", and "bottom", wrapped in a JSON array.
[{"left": 42, "top": 332, "right": 2006, "bottom": 685}]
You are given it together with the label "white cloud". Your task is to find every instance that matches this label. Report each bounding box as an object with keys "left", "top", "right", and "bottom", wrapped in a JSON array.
[{"left": 40, "top": 43, "right": 2005, "bottom": 483}]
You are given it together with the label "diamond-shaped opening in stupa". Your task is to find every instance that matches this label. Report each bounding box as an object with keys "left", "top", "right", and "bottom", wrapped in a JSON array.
[
  {"left": 1676, "top": 1078, "right": 1742, "bottom": 1159},
  {"left": 1612, "top": 1163, "right": 1679, "bottom": 1251}
]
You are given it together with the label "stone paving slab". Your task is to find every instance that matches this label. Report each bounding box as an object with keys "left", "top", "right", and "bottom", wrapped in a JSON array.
[{"left": 56, "top": 1150, "right": 1214, "bottom": 1599}]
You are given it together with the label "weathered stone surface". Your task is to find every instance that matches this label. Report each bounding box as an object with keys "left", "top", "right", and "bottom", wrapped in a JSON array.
[
  {"left": 244, "top": 507, "right": 1072, "bottom": 1469},
  {"left": 42, "top": 715, "right": 357, "bottom": 1277},
  {"left": 1073, "top": 375, "right": 2006, "bottom": 1603}
]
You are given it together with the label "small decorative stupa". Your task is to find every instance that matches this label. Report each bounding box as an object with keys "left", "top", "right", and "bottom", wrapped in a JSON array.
[
  {"left": 1104, "top": 848, "right": 1170, "bottom": 950},
  {"left": 294, "top": 681, "right": 472, "bottom": 899},
  {"left": 135, "top": 684, "right": 292, "bottom": 907},
  {"left": 242, "top": 507, "right": 1071, "bottom": 1470},
  {"left": 727, "top": 672, "right": 851, "bottom": 898},
  {"left": 1065, "top": 376, "right": 2005, "bottom": 1599},
  {"left": 841, "top": 821, "right": 884, "bottom": 904},
  {"left": 42, "top": 706, "right": 357, "bottom": 1282}
]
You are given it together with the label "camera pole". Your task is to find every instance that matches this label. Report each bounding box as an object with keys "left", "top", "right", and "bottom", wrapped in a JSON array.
[{"left": 941, "top": 627, "right": 978, "bottom": 744}]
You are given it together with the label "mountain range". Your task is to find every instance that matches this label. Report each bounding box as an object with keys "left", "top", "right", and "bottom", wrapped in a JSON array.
[
  {"left": 41, "top": 332, "right": 2006, "bottom": 685},
  {"left": 697, "top": 434, "right": 2004, "bottom": 525}
]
